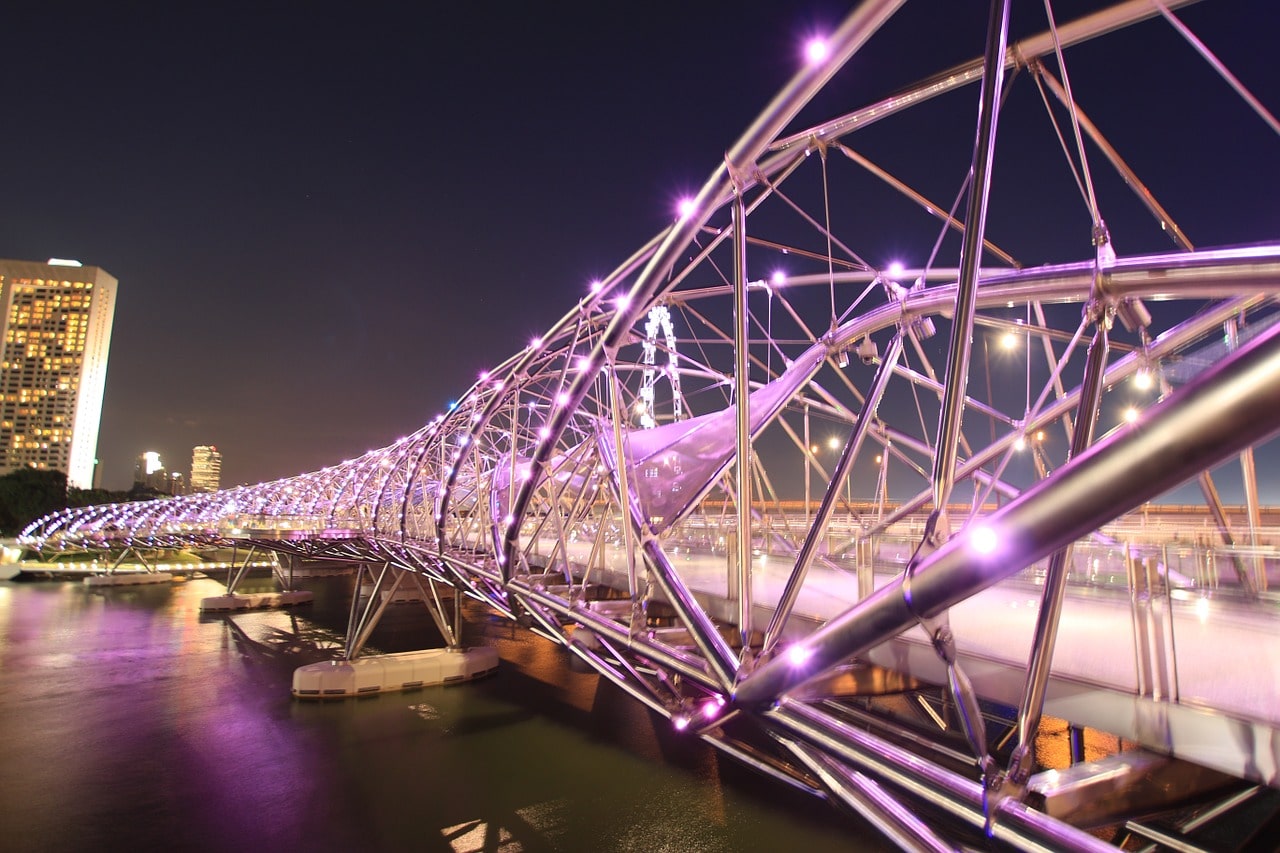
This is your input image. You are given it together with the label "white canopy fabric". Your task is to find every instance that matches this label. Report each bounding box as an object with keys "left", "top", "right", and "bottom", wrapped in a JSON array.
[{"left": 597, "top": 345, "right": 826, "bottom": 533}]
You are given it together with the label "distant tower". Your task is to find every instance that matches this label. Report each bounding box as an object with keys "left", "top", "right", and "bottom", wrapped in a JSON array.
[
  {"left": 190, "top": 445, "right": 222, "bottom": 493},
  {"left": 134, "top": 450, "right": 169, "bottom": 493},
  {"left": 0, "top": 259, "right": 117, "bottom": 489}
]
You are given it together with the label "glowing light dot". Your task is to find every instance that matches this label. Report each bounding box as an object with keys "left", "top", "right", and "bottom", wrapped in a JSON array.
[
  {"left": 677, "top": 198, "right": 696, "bottom": 220},
  {"left": 971, "top": 526, "right": 998, "bottom": 555},
  {"left": 787, "top": 645, "right": 813, "bottom": 666},
  {"left": 1134, "top": 368, "right": 1153, "bottom": 391},
  {"left": 805, "top": 38, "right": 829, "bottom": 64},
  {"left": 827, "top": 436, "right": 840, "bottom": 450},
  {"left": 673, "top": 714, "right": 690, "bottom": 732},
  {"left": 771, "top": 270, "right": 787, "bottom": 286},
  {"left": 1014, "top": 436, "right": 1026, "bottom": 452},
  {"left": 530, "top": 336, "right": 543, "bottom": 349},
  {"left": 1196, "top": 596, "right": 1210, "bottom": 623},
  {"left": 539, "top": 427, "right": 551, "bottom": 439},
  {"left": 1124, "top": 407, "right": 1140, "bottom": 423},
  {"left": 556, "top": 392, "right": 570, "bottom": 405},
  {"left": 590, "top": 279, "right": 603, "bottom": 293},
  {"left": 479, "top": 370, "right": 490, "bottom": 381},
  {"left": 1001, "top": 331, "right": 1018, "bottom": 351},
  {"left": 887, "top": 261, "right": 905, "bottom": 278}
]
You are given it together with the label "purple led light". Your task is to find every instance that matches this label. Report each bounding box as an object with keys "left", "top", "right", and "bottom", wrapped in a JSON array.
[
  {"left": 787, "top": 644, "right": 813, "bottom": 666},
  {"left": 771, "top": 270, "right": 787, "bottom": 286},
  {"left": 677, "top": 198, "right": 696, "bottom": 221},
  {"left": 673, "top": 714, "right": 690, "bottom": 732},
  {"left": 971, "top": 526, "right": 998, "bottom": 555},
  {"left": 887, "top": 261, "right": 905, "bottom": 279},
  {"left": 805, "top": 38, "right": 829, "bottom": 64}
]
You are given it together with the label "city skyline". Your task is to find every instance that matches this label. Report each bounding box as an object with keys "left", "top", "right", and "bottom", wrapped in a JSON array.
[{"left": 3, "top": 3, "right": 1275, "bottom": 492}]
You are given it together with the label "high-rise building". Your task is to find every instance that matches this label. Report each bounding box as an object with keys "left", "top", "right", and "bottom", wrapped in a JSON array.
[
  {"left": 190, "top": 445, "right": 222, "bottom": 493},
  {"left": 134, "top": 450, "right": 167, "bottom": 492},
  {"left": 0, "top": 259, "right": 117, "bottom": 489}
]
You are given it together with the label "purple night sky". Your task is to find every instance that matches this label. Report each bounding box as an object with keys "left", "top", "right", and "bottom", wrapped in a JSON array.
[{"left": 3, "top": 2, "right": 1276, "bottom": 490}]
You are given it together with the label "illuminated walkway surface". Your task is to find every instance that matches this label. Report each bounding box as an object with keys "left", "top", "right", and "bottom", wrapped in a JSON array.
[{"left": 17, "top": 3, "right": 1280, "bottom": 849}]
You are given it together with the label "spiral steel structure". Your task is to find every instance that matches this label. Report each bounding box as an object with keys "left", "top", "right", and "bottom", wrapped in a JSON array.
[{"left": 22, "top": 2, "right": 1280, "bottom": 848}]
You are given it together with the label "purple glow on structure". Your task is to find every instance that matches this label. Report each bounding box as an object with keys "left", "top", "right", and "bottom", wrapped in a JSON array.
[
  {"left": 479, "top": 370, "right": 490, "bottom": 381},
  {"left": 673, "top": 714, "right": 690, "bottom": 732},
  {"left": 677, "top": 198, "right": 696, "bottom": 221},
  {"left": 771, "top": 270, "right": 787, "bottom": 287},
  {"left": 530, "top": 336, "right": 543, "bottom": 349},
  {"left": 539, "top": 426, "right": 551, "bottom": 439},
  {"left": 805, "top": 37, "right": 830, "bottom": 64},
  {"left": 590, "top": 279, "right": 603, "bottom": 294},
  {"left": 971, "top": 526, "right": 998, "bottom": 555},
  {"left": 787, "top": 645, "right": 813, "bottom": 666},
  {"left": 556, "top": 392, "right": 569, "bottom": 406},
  {"left": 615, "top": 294, "right": 631, "bottom": 310},
  {"left": 887, "top": 261, "right": 905, "bottom": 279}
]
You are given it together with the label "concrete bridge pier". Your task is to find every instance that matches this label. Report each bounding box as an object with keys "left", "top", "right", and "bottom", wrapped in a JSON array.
[{"left": 292, "top": 560, "right": 496, "bottom": 699}]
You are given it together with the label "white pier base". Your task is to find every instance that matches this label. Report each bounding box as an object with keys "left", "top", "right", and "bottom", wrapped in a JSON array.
[
  {"left": 84, "top": 572, "right": 174, "bottom": 588},
  {"left": 199, "top": 590, "right": 314, "bottom": 611},
  {"left": 292, "top": 647, "right": 500, "bottom": 699}
]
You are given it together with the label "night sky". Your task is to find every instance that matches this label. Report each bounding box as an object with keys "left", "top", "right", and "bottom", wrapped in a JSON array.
[{"left": 4, "top": 2, "right": 1276, "bottom": 491}]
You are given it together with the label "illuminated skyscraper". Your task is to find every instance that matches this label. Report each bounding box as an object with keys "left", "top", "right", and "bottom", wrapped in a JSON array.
[
  {"left": 0, "top": 259, "right": 117, "bottom": 489},
  {"left": 190, "top": 445, "right": 222, "bottom": 493},
  {"left": 134, "top": 450, "right": 168, "bottom": 492}
]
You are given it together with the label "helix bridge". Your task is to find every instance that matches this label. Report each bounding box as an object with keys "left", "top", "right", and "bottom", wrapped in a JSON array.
[{"left": 20, "top": 1, "right": 1280, "bottom": 849}]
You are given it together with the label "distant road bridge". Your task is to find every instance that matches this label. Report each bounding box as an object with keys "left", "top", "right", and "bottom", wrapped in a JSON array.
[{"left": 21, "top": 2, "right": 1280, "bottom": 849}]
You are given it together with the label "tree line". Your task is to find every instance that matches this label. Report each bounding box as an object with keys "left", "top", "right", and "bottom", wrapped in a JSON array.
[{"left": 0, "top": 468, "right": 171, "bottom": 536}]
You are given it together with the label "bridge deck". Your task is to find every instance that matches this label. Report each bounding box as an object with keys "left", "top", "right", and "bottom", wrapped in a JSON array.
[{"left": 532, "top": 536, "right": 1280, "bottom": 785}]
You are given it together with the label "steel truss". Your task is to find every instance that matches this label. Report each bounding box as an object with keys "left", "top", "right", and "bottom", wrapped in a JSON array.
[{"left": 21, "top": 1, "right": 1280, "bottom": 849}]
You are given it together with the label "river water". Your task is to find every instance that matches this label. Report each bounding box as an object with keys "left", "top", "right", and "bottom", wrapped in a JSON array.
[{"left": 0, "top": 573, "right": 892, "bottom": 852}]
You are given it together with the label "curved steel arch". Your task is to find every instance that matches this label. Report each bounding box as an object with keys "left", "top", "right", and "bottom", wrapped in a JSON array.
[{"left": 22, "top": 2, "right": 1280, "bottom": 848}]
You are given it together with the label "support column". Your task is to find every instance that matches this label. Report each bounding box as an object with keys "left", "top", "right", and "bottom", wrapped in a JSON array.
[
  {"left": 1007, "top": 315, "right": 1110, "bottom": 788},
  {"left": 926, "top": 0, "right": 1011, "bottom": 525},
  {"left": 732, "top": 186, "right": 753, "bottom": 660}
]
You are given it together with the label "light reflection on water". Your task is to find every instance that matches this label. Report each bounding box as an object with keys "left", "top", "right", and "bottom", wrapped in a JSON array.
[{"left": 0, "top": 575, "right": 889, "bottom": 852}]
